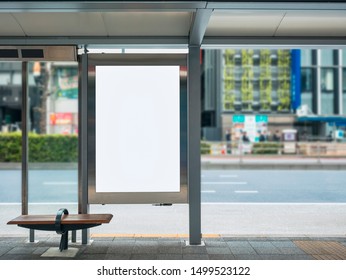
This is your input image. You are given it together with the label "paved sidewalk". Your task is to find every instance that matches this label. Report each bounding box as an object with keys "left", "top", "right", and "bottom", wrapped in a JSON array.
[{"left": 1, "top": 235, "right": 346, "bottom": 260}]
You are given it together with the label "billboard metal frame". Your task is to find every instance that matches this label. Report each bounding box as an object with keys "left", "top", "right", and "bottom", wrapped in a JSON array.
[{"left": 86, "top": 53, "right": 188, "bottom": 204}]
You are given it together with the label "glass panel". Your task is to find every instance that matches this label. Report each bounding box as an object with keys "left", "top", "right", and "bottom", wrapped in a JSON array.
[
  {"left": 342, "top": 49, "right": 346, "bottom": 66},
  {"left": 343, "top": 68, "right": 346, "bottom": 115},
  {"left": 0, "top": 62, "right": 22, "bottom": 234},
  {"left": 320, "top": 50, "right": 334, "bottom": 66},
  {"left": 321, "top": 68, "right": 334, "bottom": 115},
  {"left": 321, "top": 68, "right": 334, "bottom": 92},
  {"left": 201, "top": 47, "right": 346, "bottom": 240},
  {"left": 301, "top": 68, "right": 312, "bottom": 92},
  {"left": 300, "top": 67, "right": 313, "bottom": 112},
  {"left": 0, "top": 73, "right": 11, "bottom": 85},
  {"left": 301, "top": 49, "right": 312, "bottom": 67},
  {"left": 28, "top": 61, "right": 78, "bottom": 214}
]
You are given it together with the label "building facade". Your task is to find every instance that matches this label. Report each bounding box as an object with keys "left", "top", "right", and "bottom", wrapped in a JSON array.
[{"left": 202, "top": 48, "right": 346, "bottom": 141}]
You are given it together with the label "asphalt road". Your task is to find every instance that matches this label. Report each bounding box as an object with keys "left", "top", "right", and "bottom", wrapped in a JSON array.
[
  {"left": 202, "top": 170, "right": 346, "bottom": 203},
  {"left": 1, "top": 169, "right": 346, "bottom": 203}
]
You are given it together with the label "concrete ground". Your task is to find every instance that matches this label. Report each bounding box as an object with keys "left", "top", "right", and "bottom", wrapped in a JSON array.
[{"left": 1, "top": 235, "right": 346, "bottom": 260}]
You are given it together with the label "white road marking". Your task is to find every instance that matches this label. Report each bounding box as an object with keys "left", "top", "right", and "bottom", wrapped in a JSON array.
[
  {"left": 219, "top": 175, "right": 238, "bottom": 178},
  {"left": 201, "top": 190, "right": 216, "bottom": 193},
  {"left": 234, "top": 190, "right": 258, "bottom": 194},
  {"left": 43, "top": 182, "right": 77, "bottom": 185}
]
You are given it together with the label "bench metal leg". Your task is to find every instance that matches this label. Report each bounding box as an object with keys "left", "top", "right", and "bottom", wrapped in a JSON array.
[
  {"left": 81, "top": 228, "right": 89, "bottom": 245},
  {"left": 59, "top": 231, "right": 69, "bottom": 251},
  {"left": 72, "top": 230, "right": 77, "bottom": 243},
  {"left": 29, "top": 229, "right": 35, "bottom": 243}
]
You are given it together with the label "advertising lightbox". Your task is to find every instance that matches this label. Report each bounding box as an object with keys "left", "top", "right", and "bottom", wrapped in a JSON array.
[{"left": 95, "top": 65, "right": 180, "bottom": 193}]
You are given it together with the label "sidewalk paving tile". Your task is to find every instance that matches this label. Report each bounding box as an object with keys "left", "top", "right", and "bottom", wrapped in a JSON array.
[
  {"left": 249, "top": 241, "right": 277, "bottom": 248},
  {"left": 253, "top": 247, "right": 282, "bottom": 255},
  {"left": 226, "top": 241, "right": 251, "bottom": 247},
  {"left": 229, "top": 246, "right": 257, "bottom": 255},
  {"left": 0, "top": 236, "right": 346, "bottom": 260},
  {"left": 206, "top": 247, "right": 232, "bottom": 255},
  {"left": 233, "top": 254, "right": 262, "bottom": 260},
  {"left": 277, "top": 247, "right": 307, "bottom": 255},
  {"left": 271, "top": 241, "right": 297, "bottom": 248}
]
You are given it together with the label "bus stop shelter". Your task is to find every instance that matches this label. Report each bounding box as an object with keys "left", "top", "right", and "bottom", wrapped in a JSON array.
[{"left": 1, "top": 1, "right": 346, "bottom": 246}]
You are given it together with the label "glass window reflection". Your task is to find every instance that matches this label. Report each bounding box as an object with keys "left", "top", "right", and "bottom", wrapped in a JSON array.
[{"left": 28, "top": 61, "right": 78, "bottom": 214}]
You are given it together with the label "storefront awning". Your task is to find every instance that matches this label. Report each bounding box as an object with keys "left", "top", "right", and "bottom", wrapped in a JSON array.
[{"left": 297, "top": 116, "right": 346, "bottom": 126}]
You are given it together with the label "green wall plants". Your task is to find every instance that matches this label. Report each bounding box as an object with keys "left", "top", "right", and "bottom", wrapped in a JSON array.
[
  {"left": 259, "top": 50, "right": 272, "bottom": 111},
  {"left": 241, "top": 50, "right": 254, "bottom": 111},
  {"left": 223, "top": 49, "right": 236, "bottom": 110},
  {"left": 277, "top": 50, "right": 291, "bottom": 112}
]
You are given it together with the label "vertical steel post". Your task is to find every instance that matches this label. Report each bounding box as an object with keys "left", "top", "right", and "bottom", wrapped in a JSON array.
[
  {"left": 188, "top": 46, "right": 201, "bottom": 245},
  {"left": 78, "top": 53, "right": 90, "bottom": 244},
  {"left": 21, "top": 62, "right": 34, "bottom": 241}
]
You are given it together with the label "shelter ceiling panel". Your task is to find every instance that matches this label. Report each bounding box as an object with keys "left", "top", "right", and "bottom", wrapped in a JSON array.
[
  {"left": 12, "top": 12, "right": 107, "bottom": 36},
  {"left": 205, "top": 10, "right": 284, "bottom": 37},
  {"left": 276, "top": 11, "right": 346, "bottom": 37},
  {"left": 0, "top": 14, "right": 25, "bottom": 36},
  {"left": 103, "top": 12, "right": 192, "bottom": 36}
]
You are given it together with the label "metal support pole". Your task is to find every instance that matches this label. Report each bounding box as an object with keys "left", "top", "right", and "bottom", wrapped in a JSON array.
[
  {"left": 78, "top": 53, "right": 90, "bottom": 244},
  {"left": 188, "top": 46, "right": 201, "bottom": 245},
  {"left": 21, "top": 62, "right": 34, "bottom": 242}
]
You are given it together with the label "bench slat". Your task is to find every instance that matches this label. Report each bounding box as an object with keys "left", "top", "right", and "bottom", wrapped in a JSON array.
[{"left": 7, "top": 214, "right": 113, "bottom": 225}]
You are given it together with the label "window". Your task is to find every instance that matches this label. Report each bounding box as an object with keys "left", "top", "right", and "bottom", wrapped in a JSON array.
[
  {"left": 321, "top": 68, "right": 335, "bottom": 115},
  {"left": 342, "top": 49, "right": 346, "bottom": 66},
  {"left": 28, "top": 61, "right": 79, "bottom": 214},
  {"left": 0, "top": 62, "right": 22, "bottom": 226},
  {"left": 321, "top": 68, "right": 334, "bottom": 92},
  {"left": 343, "top": 68, "right": 346, "bottom": 114},
  {"left": 301, "top": 49, "right": 312, "bottom": 67},
  {"left": 320, "top": 50, "right": 334, "bottom": 66},
  {"left": 301, "top": 68, "right": 312, "bottom": 92},
  {"left": 0, "top": 73, "right": 11, "bottom": 85}
]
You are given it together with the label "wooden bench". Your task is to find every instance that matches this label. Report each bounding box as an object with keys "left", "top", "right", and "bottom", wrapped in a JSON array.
[{"left": 8, "top": 208, "right": 113, "bottom": 251}]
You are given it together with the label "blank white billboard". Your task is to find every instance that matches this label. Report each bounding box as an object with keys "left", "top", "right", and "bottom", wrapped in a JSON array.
[{"left": 95, "top": 66, "right": 180, "bottom": 193}]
